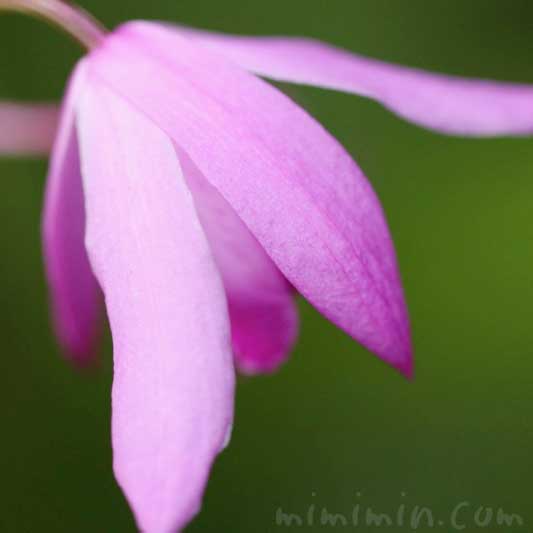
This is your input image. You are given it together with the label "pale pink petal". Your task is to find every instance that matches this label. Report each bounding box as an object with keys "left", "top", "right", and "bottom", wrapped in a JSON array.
[
  {"left": 77, "top": 79, "right": 235, "bottom": 532},
  {"left": 42, "top": 62, "right": 101, "bottom": 363},
  {"left": 179, "top": 150, "right": 299, "bottom": 374},
  {"left": 0, "top": 102, "right": 59, "bottom": 155},
  {"left": 177, "top": 26, "right": 533, "bottom": 137},
  {"left": 87, "top": 22, "right": 412, "bottom": 376}
]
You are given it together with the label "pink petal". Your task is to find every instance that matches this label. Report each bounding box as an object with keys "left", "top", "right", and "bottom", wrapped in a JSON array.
[
  {"left": 0, "top": 102, "right": 59, "bottom": 155},
  {"left": 179, "top": 150, "right": 299, "bottom": 374},
  {"left": 42, "top": 62, "right": 101, "bottom": 363},
  {"left": 77, "top": 79, "right": 235, "bottom": 532},
  {"left": 87, "top": 22, "right": 412, "bottom": 376},
  {"left": 177, "top": 26, "right": 533, "bottom": 137},
  {"left": 228, "top": 297, "right": 299, "bottom": 374}
]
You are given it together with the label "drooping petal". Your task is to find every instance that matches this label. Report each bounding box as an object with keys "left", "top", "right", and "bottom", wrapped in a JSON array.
[
  {"left": 77, "top": 79, "right": 235, "bottom": 532},
  {"left": 179, "top": 150, "right": 299, "bottom": 374},
  {"left": 176, "top": 26, "right": 533, "bottom": 137},
  {"left": 87, "top": 22, "right": 412, "bottom": 376},
  {"left": 0, "top": 102, "right": 59, "bottom": 155},
  {"left": 42, "top": 62, "right": 101, "bottom": 363}
]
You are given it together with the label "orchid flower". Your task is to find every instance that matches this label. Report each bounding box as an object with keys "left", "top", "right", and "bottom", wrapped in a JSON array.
[{"left": 2, "top": 1, "right": 533, "bottom": 531}]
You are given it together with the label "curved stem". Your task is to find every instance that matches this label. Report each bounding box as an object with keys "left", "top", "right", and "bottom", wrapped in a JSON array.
[{"left": 0, "top": 0, "right": 106, "bottom": 50}]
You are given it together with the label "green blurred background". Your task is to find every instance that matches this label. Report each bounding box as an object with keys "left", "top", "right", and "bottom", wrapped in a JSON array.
[{"left": 1, "top": 1, "right": 533, "bottom": 531}]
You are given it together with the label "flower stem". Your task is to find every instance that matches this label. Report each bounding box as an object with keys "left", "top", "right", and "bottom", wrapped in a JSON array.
[{"left": 0, "top": 0, "right": 106, "bottom": 50}]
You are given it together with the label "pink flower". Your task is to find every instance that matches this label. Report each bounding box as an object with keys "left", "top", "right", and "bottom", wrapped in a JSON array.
[{"left": 3, "top": 4, "right": 533, "bottom": 532}]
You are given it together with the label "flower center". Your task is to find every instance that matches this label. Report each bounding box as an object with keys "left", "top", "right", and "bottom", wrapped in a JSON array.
[{"left": 0, "top": 0, "right": 106, "bottom": 50}]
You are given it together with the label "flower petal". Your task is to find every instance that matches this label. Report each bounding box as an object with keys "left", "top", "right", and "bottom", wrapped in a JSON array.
[
  {"left": 87, "top": 22, "right": 412, "bottom": 376},
  {"left": 177, "top": 26, "right": 533, "bottom": 137},
  {"left": 0, "top": 102, "right": 59, "bottom": 155},
  {"left": 179, "top": 150, "right": 299, "bottom": 374},
  {"left": 42, "top": 62, "right": 101, "bottom": 363},
  {"left": 77, "top": 80, "right": 235, "bottom": 532}
]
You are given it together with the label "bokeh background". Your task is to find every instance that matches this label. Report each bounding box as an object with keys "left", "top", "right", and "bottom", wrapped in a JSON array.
[{"left": 1, "top": 1, "right": 533, "bottom": 531}]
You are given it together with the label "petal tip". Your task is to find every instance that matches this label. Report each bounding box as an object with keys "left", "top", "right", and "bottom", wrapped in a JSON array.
[
  {"left": 52, "top": 312, "right": 100, "bottom": 368},
  {"left": 390, "top": 341, "right": 414, "bottom": 381},
  {"left": 235, "top": 356, "right": 287, "bottom": 376},
  {"left": 396, "top": 355, "right": 415, "bottom": 381}
]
